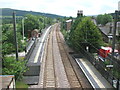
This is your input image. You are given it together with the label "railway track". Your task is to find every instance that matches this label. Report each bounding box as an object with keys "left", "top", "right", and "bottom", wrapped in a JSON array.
[
  {"left": 56, "top": 24, "right": 93, "bottom": 88},
  {"left": 44, "top": 29, "right": 56, "bottom": 88},
  {"left": 56, "top": 25, "right": 81, "bottom": 88},
  {"left": 35, "top": 23, "right": 92, "bottom": 89}
]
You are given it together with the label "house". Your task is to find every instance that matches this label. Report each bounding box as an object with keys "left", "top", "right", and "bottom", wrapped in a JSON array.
[
  {"left": 99, "top": 22, "right": 120, "bottom": 43},
  {"left": 28, "top": 29, "right": 39, "bottom": 40},
  {"left": 31, "top": 29, "right": 39, "bottom": 38},
  {"left": 65, "top": 19, "right": 72, "bottom": 31}
]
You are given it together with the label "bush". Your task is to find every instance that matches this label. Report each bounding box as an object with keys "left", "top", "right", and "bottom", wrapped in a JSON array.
[
  {"left": 61, "top": 29, "right": 68, "bottom": 40},
  {"left": 3, "top": 56, "right": 27, "bottom": 80}
]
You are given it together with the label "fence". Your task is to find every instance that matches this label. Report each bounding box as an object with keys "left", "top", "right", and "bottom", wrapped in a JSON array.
[
  {"left": 7, "top": 76, "right": 15, "bottom": 90},
  {"left": 78, "top": 46, "right": 120, "bottom": 90},
  {"left": 24, "top": 38, "right": 38, "bottom": 61},
  {"left": 1, "top": 75, "right": 15, "bottom": 90}
]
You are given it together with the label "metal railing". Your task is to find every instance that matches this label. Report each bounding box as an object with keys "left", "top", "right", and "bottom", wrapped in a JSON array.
[
  {"left": 6, "top": 76, "right": 15, "bottom": 90},
  {"left": 24, "top": 38, "right": 38, "bottom": 61},
  {"left": 78, "top": 46, "right": 120, "bottom": 90}
]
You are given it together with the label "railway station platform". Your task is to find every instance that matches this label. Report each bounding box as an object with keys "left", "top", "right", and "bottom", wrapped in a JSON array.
[
  {"left": 75, "top": 57, "right": 113, "bottom": 89},
  {"left": 23, "top": 26, "right": 52, "bottom": 84}
]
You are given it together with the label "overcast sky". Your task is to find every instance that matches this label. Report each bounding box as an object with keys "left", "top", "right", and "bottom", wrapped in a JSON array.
[{"left": 0, "top": 0, "right": 119, "bottom": 17}]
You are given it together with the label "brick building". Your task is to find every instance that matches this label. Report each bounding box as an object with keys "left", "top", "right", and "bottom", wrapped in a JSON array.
[{"left": 65, "top": 19, "right": 72, "bottom": 31}]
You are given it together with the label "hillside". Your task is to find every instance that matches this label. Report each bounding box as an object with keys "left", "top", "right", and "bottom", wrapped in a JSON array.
[{"left": 1, "top": 8, "right": 64, "bottom": 18}]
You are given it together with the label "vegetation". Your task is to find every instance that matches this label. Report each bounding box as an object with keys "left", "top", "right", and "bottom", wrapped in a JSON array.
[
  {"left": 24, "top": 14, "right": 40, "bottom": 37},
  {"left": 2, "top": 24, "right": 24, "bottom": 57},
  {"left": 61, "top": 15, "right": 120, "bottom": 85},
  {"left": 96, "top": 14, "right": 113, "bottom": 25},
  {"left": 16, "top": 81, "right": 28, "bottom": 89},
  {"left": 2, "top": 13, "right": 55, "bottom": 83},
  {"left": 24, "top": 14, "right": 54, "bottom": 37},
  {"left": 1, "top": 8, "right": 63, "bottom": 18},
  {"left": 2, "top": 56, "right": 27, "bottom": 80},
  {"left": 67, "top": 17, "right": 103, "bottom": 52},
  {"left": 2, "top": 13, "right": 54, "bottom": 56}
]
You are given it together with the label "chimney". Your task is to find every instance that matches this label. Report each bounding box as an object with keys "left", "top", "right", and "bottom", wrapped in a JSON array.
[{"left": 77, "top": 10, "right": 83, "bottom": 17}]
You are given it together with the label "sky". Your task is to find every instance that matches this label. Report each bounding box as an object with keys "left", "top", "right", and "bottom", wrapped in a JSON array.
[{"left": 0, "top": 0, "right": 119, "bottom": 17}]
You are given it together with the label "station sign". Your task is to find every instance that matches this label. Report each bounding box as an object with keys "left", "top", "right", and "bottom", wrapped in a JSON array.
[{"left": 106, "top": 65, "right": 113, "bottom": 68}]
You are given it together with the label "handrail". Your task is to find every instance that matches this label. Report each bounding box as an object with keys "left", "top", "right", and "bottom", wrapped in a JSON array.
[
  {"left": 7, "top": 76, "right": 15, "bottom": 90},
  {"left": 24, "top": 38, "right": 37, "bottom": 61}
]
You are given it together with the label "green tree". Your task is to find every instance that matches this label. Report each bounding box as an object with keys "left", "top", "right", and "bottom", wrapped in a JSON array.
[
  {"left": 24, "top": 14, "right": 40, "bottom": 37},
  {"left": 3, "top": 56, "right": 27, "bottom": 80},
  {"left": 96, "top": 14, "right": 113, "bottom": 25},
  {"left": 2, "top": 25, "right": 23, "bottom": 57},
  {"left": 96, "top": 15, "right": 103, "bottom": 25},
  {"left": 67, "top": 16, "right": 84, "bottom": 47},
  {"left": 68, "top": 17, "right": 103, "bottom": 52}
]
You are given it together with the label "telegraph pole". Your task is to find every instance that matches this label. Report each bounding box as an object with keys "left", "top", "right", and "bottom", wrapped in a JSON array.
[
  {"left": 112, "top": 10, "right": 118, "bottom": 59},
  {"left": 22, "top": 18, "right": 25, "bottom": 40},
  {"left": 13, "top": 11, "right": 18, "bottom": 61}
]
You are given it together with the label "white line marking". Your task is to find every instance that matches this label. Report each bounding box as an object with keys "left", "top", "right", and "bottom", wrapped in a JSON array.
[
  {"left": 75, "top": 58, "right": 96, "bottom": 89},
  {"left": 34, "top": 26, "right": 51, "bottom": 63},
  {"left": 75, "top": 58, "right": 106, "bottom": 89}
]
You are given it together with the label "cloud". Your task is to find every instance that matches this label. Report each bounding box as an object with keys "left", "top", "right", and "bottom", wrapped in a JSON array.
[{"left": 0, "top": 0, "right": 119, "bottom": 17}]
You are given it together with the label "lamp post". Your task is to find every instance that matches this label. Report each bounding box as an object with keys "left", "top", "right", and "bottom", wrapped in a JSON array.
[
  {"left": 22, "top": 17, "right": 27, "bottom": 40},
  {"left": 22, "top": 18, "right": 25, "bottom": 40},
  {"left": 44, "top": 17, "right": 45, "bottom": 28}
]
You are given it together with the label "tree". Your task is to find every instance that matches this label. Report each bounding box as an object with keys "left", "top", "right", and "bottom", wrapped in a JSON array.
[
  {"left": 67, "top": 17, "right": 84, "bottom": 44},
  {"left": 96, "top": 14, "right": 113, "bottom": 25},
  {"left": 24, "top": 14, "right": 40, "bottom": 37},
  {"left": 68, "top": 17, "right": 103, "bottom": 52},
  {"left": 96, "top": 15, "right": 103, "bottom": 25},
  {"left": 2, "top": 24, "right": 23, "bottom": 57},
  {"left": 3, "top": 56, "right": 27, "bottom": 80}
]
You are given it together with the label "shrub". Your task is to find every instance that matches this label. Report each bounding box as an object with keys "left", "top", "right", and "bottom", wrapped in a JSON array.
[{"left": 3, "top": 56, "right": 27, "bottom": 80}]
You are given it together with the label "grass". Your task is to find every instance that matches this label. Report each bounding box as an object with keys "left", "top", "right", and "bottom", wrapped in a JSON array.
[
  {"left": 61, "top": 29, "right": 68, "bottom": 40},
  {"left": 61, "top": 29, "right": 67, "bottom": 36},
  {"left": 19, "top": 56, "right": 25, "bottom": 61},
  {"left": 16, "top": 81, "right": 28, "bottom": 89}
]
